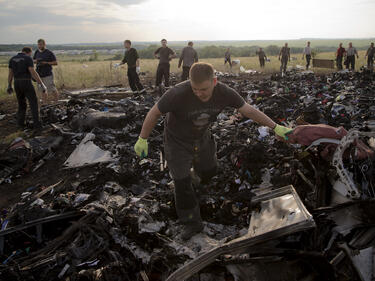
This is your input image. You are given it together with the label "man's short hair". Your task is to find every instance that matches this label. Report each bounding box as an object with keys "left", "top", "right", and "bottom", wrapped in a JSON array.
[
  {"left": 22, "top": 47, "right": 32, "bottom": 53},
  {"left": 37, "top": 39, "right": 45, "bottom": 44},
  {"left": 161, "top": 39, "right": 167, "bottom": 42},
  {"left": 124, "top": 40, "right": 131, "bottom": 45},
  {"left": 190, "top": 62, "right": 215, "bottom": 84},
  {"left": 188, "top": 41, "right": 193, "bottom": 46}
]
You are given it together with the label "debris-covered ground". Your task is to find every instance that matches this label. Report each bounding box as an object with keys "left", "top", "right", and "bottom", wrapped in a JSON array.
[{"left": 1, "top": 69, "right": 375, "bottom": 281}]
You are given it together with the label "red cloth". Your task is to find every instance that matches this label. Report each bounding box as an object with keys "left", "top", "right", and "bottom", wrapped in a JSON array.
[
  {"left": 337, "top": 47, "right": 346, "bottom": 57},
  {"left": 288, "top": 124, "right": 374, "bottom": 161}
]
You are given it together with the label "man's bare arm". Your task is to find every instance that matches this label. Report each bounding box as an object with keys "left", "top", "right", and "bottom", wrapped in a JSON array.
[
  {"left": 136, "top": 59, "right": 140, "bottom": 67},
  {"left": 139, "top": 104, "right": 163, "bottom": 139},
  {"left": 238, "top": 103, "right": 276, "bottom": 129},
  {"left": 8, "top": 69, "right": 14, "bottom": 85},
  {"left": 29, "top": 67, "right": 44, "bottom": 85}
]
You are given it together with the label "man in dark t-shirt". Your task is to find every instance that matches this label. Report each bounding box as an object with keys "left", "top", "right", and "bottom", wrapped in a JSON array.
[
  {"left": 224, "top": 48, "right": 232, "bottom": 68},
  {"left": 257, "top": 48, "right": 267, "bottom": 68},
  {"left": 133, "top": 63, "right": 293, "bottom": 240},
  {"left": 119, "top": 40, "right": 146, "bottom": 94},
  {"left": 8, "top": 47, "right": 47, "bottom": 130},
  {"left": 178, "top": 41, "right": 198, "bottom": 81},
  {"left": 33, "top": 39, "right": 58, "bottom": 103},
  {"left": 154, "top": 39, "right": 176, "bottom": 89},
  {"left": 365, "top": 42, "right": 375, "bottom": 70},
  {"left": 278, "top": 43, "right": 290, "bottom": 73}
]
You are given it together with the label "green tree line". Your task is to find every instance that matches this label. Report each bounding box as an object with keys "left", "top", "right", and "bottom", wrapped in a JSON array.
[{"left": 136, "top": 45, "right": 317, "bottom": 59}]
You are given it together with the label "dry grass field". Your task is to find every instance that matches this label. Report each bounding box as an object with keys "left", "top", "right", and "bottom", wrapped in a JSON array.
[{"left": 0, "top": 51, "right": 369, "bottom": 98}]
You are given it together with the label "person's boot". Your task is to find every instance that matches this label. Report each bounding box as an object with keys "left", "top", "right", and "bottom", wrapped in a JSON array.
[
  {"left": 177, "top": 206, "right": 203, "bottom": 241},
  {"left": 181, "top": 221, "right": 203, "bottom": 241}
]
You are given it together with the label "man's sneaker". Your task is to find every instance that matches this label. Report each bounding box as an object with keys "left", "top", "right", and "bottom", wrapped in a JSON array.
[
  {"left": 139, "top": 88, "right": 146, "bottom": 94},
  {"left": 181, "top": 222, "right": 203, "bottom": 241}
]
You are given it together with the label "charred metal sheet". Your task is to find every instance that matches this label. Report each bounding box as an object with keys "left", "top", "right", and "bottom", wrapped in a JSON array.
[
  {"left": 166, "top": 185, "right": 315, "bottom": 281},
  {"left": 332, "top": 130, "right": 375, "bottom": 199},
  {"left": 0, "top": 211, "right": 84, "bottom": 254}
]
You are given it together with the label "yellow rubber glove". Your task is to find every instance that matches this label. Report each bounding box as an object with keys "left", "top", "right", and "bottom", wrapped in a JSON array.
[
  {"left": 134, "top": 137, "right": 148, "bottom": 158},
  {"left": 274, "top": 125, "right": 293, "bottom": 140}
]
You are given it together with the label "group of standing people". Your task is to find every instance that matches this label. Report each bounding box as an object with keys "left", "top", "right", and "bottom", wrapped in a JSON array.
[
  {"left": 7, "top": 39, "right": 59, "bottom": 132},
  {"left": 336, "top": 42, "right": 374, "bottom": 70},
  {"left": 120, "top": 39, "right": 198, "bottom": 94},
  {"left": 7, "top": 38, "right": 374, "bottom": 134}
]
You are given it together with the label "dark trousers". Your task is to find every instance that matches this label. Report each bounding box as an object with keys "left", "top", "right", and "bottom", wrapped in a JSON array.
[
  {"left": 164, "top": 131, "right": 217, "bottom": 224},
  {"left": 259, "top": 58, "right": 265, "bottom": 67},
  {"left": 181, "top": 66, "right": 190, "bottom": 81},
  {"left": 280, "top": 56, "right": 288, "bottom": 72},
  {"left": 156, "top": 63, "right": 170, "bottom": 87},
  {"left": 14, "top": 80, "right": 40, "bottom": 128},
  {"left": 337, "top": 56, "right": 343, "bottom": 70},
  {"left": 127, "top": 67, "right": 144, "bottom": 93},
  {"left": 368, "top": 56, "right": 374, "bottom": 70},
  {"left": 347, "top": 55, "right": 355, "bottom": 70},
  {"left": 306, "top": 55, "right": 311, "bottom": 69},
  {"left": 224, "top": 58, "right": 232, "bottom": 67}
]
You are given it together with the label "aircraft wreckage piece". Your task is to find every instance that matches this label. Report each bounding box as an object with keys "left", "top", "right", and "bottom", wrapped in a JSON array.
[
  {"left": 166, "top": 185, "right": 315, "bottom": 281},
  {"left": 0, "top": 211, "right": 84, "bottom": 255},
  {"left": 332, "top": 130, "right": 375, "bottom": 199},
  {"left": 63, "top": 133, "right": 117, "bottom": 168}
]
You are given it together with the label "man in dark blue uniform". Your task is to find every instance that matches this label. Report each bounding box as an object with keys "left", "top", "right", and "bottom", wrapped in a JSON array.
[
  {"left": 33, "top": 39, "right": 58, "bottom": 103},
  {"left": 7, "top": 47, "right": 47, "bottom": 130}
]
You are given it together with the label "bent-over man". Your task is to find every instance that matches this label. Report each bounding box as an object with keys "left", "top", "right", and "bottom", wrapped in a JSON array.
[{"left": 133, "top": 63, "right": 293, "bottom": 240}]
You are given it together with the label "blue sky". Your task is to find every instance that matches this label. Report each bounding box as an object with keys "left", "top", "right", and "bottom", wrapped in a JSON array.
[{"left": 0, "top": 0, "right": 374, "bottom": 44}]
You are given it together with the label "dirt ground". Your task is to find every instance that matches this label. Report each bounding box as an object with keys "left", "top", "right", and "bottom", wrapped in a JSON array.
[{"left": 0, "top": 73, "right": 271, "bottom": 209}]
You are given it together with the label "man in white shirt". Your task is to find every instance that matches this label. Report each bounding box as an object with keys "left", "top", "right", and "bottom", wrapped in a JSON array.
[
  {"left": 346, "top": 42, "right": 359, "bottom": 70},
  {"left": 302, "top": 41, "right": 312, "bottom": 70}
]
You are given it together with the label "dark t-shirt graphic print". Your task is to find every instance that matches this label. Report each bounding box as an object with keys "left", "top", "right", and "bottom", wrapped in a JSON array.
[{"left": 158, "top": 80, "right": 245, "bottom": 140}]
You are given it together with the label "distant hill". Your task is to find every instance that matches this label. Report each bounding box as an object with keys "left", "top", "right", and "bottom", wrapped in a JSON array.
[{"left": 1, "top": 38, "right": 374, "bottom": 52}]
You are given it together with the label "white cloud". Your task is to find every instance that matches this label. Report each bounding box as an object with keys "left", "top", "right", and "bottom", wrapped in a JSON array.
[{"left": 0, "top": 0, "right": 374, "bottom": 43}]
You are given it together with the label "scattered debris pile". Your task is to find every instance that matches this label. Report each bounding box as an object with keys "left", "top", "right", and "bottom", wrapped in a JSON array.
[{"left": 1, "top": 69, "right": 375, "bottom": 281}]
